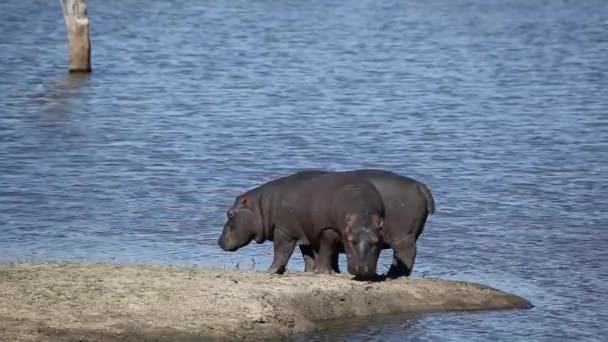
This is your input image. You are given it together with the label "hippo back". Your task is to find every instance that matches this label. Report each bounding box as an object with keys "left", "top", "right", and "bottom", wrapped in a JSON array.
[
  {"left": 297, "top": 173, "right": 385, "bottom": 234},
  {"left": 341, "top": 169, "right": 435, "bottom": 242},
  {"left": 246, "top": 170, "right": 329, "bottom": 241}
]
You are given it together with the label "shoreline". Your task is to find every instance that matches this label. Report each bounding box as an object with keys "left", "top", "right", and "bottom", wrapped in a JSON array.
[{"left": 0, "top": 262, "right": 532, "bottom": 341}]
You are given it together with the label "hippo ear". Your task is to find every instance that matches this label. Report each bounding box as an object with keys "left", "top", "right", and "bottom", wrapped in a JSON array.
[
  {"left": 344, "top": 213, "right": 357, "bottom": 227},
  {"left": 371, "top": 214, "right": 383, "bottom": 230},
  {"left": 343, "top": 224, "right": 352, "bottom": 234},
  {"left": 239, "top": 196, "right": 252, "bottom": 208}
]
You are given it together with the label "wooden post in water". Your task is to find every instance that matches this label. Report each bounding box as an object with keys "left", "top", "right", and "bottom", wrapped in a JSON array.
[{"left": 59, "top": 0, "right": 91, "bottom": 72}]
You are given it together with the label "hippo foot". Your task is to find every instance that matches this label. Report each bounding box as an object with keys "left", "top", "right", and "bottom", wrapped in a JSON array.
[
  {"left": 385, "top": 265, "right": 411, "bottom": 279},
  {"left": 353, "top": 273, "right": 384, "bottom": 282},
  {"left": 267, "top": 265, "right": 287, "bottom": 275}
]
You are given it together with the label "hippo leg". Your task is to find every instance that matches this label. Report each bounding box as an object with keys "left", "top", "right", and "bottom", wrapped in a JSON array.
[
  {"left": 309, "top": 249, "right": 340, "bottom": 273},
  {"left": 315, "top": 229, "right": 341, "bottom": 274},
  {"left": 386, "top": 234, "right": 417, "bottom": 278},
  {"left": 267, "top": 229, "right": 296, "bottom": 275},
  {"left": 299, "top": 245, "right": 316, "bottom": 272},
  {"left": 331, "top": 250, "right": 340, "bottom": 273}
]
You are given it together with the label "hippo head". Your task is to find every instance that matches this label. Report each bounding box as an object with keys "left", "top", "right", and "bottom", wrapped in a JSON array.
[
  {"left": 342, "top": 212, "right": 383, "bottom": 280},
  {"left": 217, "top": 195, "right": 263, "bottom": 252}
]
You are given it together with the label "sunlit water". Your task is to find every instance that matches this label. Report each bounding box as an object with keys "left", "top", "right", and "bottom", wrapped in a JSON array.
[{"left": 1, "top": 0, "right": 607, "bottom": 341}]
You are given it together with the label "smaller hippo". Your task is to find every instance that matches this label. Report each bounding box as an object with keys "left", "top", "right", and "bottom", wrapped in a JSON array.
[
  {"left": 217, "top": 171, "right": 385, "bottom": 279},
  {"left": 294, "top": 173, "right": 385, "bottom": 279}
]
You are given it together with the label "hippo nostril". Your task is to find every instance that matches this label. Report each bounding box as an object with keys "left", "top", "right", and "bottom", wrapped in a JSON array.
[{"left": 356, "top": 265, "right": 369, "bottom": 274}]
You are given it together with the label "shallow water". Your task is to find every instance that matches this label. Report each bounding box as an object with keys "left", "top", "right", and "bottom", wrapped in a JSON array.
[{"left": 1, "top": 0, "right": 607, "bottom": 341}]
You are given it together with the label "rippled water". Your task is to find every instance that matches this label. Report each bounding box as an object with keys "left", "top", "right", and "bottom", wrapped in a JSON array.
[{"left": 1, "top": 0, "right": 607, "bottom": 341}]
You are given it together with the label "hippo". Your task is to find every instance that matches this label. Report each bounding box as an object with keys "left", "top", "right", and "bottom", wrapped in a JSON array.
[
  {"left": 217, "top": 168, "right": 435, "bottom": 278},
  {"left": 217, "top": 171, "right": 385, "bottom": 279},
  {"left": 217, "top": 170, "right": 325, "bottom": 274},
  {"left": 326, "top": 169, "right": 435, "bottom": 278},
  {"left": 293, "top": 173, "right": 385, "bottom": 279}
]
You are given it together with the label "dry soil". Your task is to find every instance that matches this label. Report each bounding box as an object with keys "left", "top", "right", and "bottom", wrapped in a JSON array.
[{"left": 0, "top": 262, "right": 532, "bottom": 341}]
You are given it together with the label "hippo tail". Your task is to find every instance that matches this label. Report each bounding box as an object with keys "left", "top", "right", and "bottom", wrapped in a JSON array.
[{"left": 417, "top": 183, "right": 435, "bottom": 215}]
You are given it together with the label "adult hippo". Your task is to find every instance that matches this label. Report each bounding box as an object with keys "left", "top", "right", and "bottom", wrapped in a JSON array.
[
  {"left": 217, "top": 171, "right": 385, "bottom": 279},
  {"left": 216, "top": 170, "right": 325, "bottom": 273}
]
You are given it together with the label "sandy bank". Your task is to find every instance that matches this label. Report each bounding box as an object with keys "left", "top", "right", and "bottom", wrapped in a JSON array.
[{"left": 0, "top": 262, "right": 531, "bottom": 341}]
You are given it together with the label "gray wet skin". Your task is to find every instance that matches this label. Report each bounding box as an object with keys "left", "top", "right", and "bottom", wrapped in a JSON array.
[
  {"left": 217, "top": 171, "right": 385, "bottom": 279},
  {"left": 334, "top": 169, "right": 435, "bottom": 278},
  {"left": 294, "top": 173, "right": 385, "bottom": 279},
  {"left": 217, "top": 169, "right": 434, "bottom": 279},
  {"left": 217, "top": 170, "right": 327, "bottom": 274}
]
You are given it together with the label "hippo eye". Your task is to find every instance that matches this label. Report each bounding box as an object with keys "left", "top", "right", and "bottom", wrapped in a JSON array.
[{"left": 227, "top": 209, "right": 236, "bottom": 219}]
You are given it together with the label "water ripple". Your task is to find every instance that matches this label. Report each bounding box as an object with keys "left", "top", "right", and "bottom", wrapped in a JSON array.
[{"left": 1, "top": 0, "right": 607, "bottom": 341}]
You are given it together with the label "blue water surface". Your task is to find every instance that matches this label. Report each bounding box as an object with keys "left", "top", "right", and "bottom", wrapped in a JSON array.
[{"left": 1, "top": 1, "right": 607, "bottom": 341}]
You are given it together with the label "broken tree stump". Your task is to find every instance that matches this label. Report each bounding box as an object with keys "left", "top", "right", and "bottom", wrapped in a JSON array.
[{"left": 59, "top": 0, "right": 91, "bottom": 72}]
